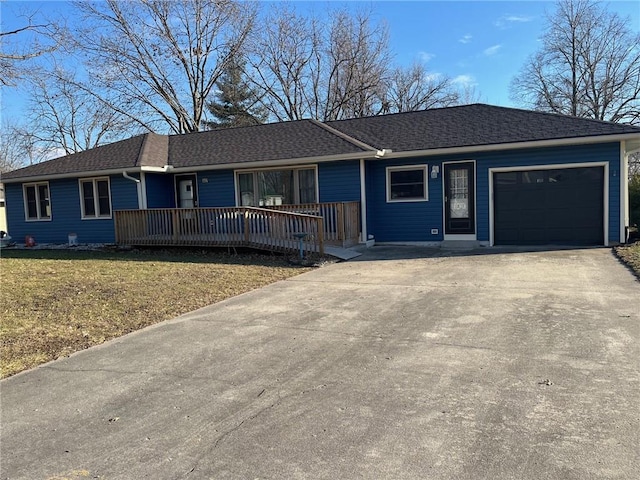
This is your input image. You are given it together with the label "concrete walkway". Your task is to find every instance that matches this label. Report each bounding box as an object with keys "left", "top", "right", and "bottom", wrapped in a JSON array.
[{"left": 1, "top": 246, "right": 638, "bottom": 479}]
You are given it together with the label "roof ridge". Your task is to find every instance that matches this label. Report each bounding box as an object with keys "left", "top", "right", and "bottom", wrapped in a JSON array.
[{"left": 308, "top": 118, "right": 379, "bottom": 152}]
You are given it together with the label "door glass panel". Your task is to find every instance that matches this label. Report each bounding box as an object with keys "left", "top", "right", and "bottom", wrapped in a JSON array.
[{"left": 449, "top": 168, "right": 469, "bottom": 219}]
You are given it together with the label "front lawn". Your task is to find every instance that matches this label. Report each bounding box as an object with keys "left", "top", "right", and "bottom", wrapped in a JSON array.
[{"left": 0, "top": 248, "right": 311, "bottom": 378}]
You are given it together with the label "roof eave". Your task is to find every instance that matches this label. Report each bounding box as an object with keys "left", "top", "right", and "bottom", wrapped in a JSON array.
[
  {"left": 169, "top": 151, "right": 376, "bottom": 172},
  {"left": 378, "top": 133, "right": 640, "bottom": 160}
]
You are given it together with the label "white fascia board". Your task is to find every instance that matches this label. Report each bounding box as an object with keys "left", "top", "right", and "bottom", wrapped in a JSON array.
[
  {"left": 140, "top": 166, "right": 172, "bottom": 173},
  {"left": 168, "top": 152, "right": 375, "bottom": 173},
  {"left": 378, "top": 133, "right": 640, "bottom": 160}
]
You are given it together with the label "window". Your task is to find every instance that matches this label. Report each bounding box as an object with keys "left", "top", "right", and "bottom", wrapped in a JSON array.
[
  {"left": 23, "top": 182, "right": 51, "bottom": 220},
  {"left": 386, "top": 166, "right": 428, "bottom": 202},
  {"left": 236, "top": 167, "right": 318, "bottom": 206},
  {"left": 79, "top": 178, "right": 112, "bottom": 219}
]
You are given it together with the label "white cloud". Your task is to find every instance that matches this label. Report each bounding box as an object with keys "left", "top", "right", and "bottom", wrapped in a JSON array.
[
  {"left": 495, "top": 14, "right": 535, "bottom": 29},
  {"left": 424, "top": 72, "right": 443, "bottom": 82},
  {"left": 418, "top": 51, "right": 435, "bottom": 63},
  {"left": 452, "top": 75, "right": 477, "bottom": 88},
  {"left": 483, "top": 44, "right": 502, "bottom": 56},
  {"left": 44, "top": 147, "right": 67, "bottom": 161},
  {"left": 459, "top": 34, "right": 472, "bottom": 44}
]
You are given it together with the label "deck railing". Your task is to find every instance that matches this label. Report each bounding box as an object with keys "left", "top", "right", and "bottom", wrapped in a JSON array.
[
  {"left": 114, "top": 207, "right": 325, "bottom": 255},
  {"left": 265, "top": 201, "right": 360, "bottom": 247}
]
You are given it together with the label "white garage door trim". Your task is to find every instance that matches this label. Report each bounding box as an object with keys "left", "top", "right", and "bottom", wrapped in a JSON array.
[{"left": 488, "top": 161, "right": 609, "bottom": 247}]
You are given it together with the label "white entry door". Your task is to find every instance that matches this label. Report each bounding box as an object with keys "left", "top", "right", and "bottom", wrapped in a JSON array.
[{"left": 175, "top": 174, "right": 198, "bottom": 208}]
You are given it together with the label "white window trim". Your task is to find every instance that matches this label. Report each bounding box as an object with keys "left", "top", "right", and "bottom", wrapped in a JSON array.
[
  {"left": 386, "top": 165, "right": 429, "bottom": 203},
  {"left": 79, "top": 177, "right": 113, "bottom": 220},
  {"left": 234, "top": 165, "right": 319, "bottom": 206},
  {"left": 23, "top": 181, "right": 52, "bottom": 222}
]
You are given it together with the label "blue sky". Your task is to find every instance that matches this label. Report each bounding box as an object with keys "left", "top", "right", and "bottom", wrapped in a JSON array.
[
  {"left": 365, "top": 0, "right": 639, "bottom": 105},
  {"left": 1, "top": 0, "right": 639, "bottom": 121}
]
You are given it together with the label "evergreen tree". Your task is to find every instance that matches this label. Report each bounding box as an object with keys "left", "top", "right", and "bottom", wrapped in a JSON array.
[{"left": 203, "top": 57, "right": 268, "bottom": 129}]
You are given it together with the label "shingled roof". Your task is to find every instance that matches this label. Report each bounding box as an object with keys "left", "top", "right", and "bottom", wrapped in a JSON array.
[
  {"left": 1, "top": 133, "right": 153, "bottom": 181},
  {"left": 326, "top": 104, "right": 640, "bottom": 152},
  {"left": 3, "top": 104, "right": 639, "bottom": 181},
  {"left": 168, "top": 119, "right": 373, "bottom": 168}
]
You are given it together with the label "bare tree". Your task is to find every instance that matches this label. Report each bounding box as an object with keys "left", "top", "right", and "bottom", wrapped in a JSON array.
[
  {"left": 321, "top": 8, "right": 392, "bottom": 120},
  {"left": 72, "top": 0, "right": 257, "bottom": 134},
  {"left": 24, "top": 66, "right": 136, "bottom": 155},
  {"left": 249, "top": 6, "right": 394, "bottom": 121},
  {"left": 510, "top": 0, "right": 640, "bottom": 124},
  {"left": 247, "top": 6, "right": 319, "bottom": 121},
  {"left": 0, "top": 126, "right": 27, "bottom": 173},
  {"left": 0, "top": 13, "right": 63, "bottom": 87},
  {"left": 381, "top": 63, "right": 460, "bottom": 113}
]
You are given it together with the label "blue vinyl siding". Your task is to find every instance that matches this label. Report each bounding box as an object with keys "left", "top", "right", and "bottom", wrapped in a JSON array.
[
  {"left": 367, "top": 142, "right": 621, "bottom": 244},
  {"left": 318, "top": 160, "right": 361, "bottom": 203},
  {"left": 366, "top": 159, "right": 443, "bottom": 242},
  {"left": 5, "top": 175, "right": 138, "bottom": 244},
  {"left": 146, "top": 171, "right": 235, "bottom": 208},
  {"left": 145, "top": 173, "right": 175, "bottom": 208},
  {"left": 195, "top": 170, "right": 236, "bottom": 207}
]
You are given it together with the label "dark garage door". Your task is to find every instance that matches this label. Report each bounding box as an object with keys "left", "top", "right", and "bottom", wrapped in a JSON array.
[{"left": 494, "top": 166, "right": 604, "bottom": 245}]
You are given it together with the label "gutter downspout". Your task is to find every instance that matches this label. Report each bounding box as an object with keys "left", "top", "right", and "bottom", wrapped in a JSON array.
[
  {"left": 122, "top": 172, "right": 144, "bottom": 210},
  {"left": 360, "top": 158, "right": 368, "bottom": 243}
]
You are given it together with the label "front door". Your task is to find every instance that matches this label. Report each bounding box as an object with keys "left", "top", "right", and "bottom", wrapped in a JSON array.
[
  {"left": 444, "top": 162, "right": 475, "bottom": 235},
  {"left": 175, "top": 174, "right": 198, "bottom": 208}
]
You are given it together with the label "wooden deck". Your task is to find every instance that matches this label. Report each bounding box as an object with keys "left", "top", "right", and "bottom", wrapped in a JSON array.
[{"left": 114, "top": 202, "right": 360, "bottom": 255}]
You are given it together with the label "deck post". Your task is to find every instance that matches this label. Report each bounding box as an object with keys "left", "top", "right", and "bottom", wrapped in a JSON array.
[
  {"left": 318, "top": 217, "right": 325, "bottom": 255},
  {"left": 172, "top": 210, "right": 179, "bottom": 244},
  {"left": 337, "top": 203, "right": 345, "bottom": 246},
  {"left": 244, "top": 209, "right": 250, "bottom": 245}
]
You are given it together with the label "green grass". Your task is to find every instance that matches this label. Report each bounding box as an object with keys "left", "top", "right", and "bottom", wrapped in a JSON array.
[{"left": 0, "top": 248, "right": 310, "bottom": 378}]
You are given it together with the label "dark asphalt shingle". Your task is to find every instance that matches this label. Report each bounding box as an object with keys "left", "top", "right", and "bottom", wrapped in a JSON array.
[
  {"left": 326, "top": 104, "right": 640, "bottom": 151},
  {"left": 168, "top": 119, "right": 371, "bottom": 168},
  {"left": 1, "top": 134, "right": 148, "bottom": 180}
]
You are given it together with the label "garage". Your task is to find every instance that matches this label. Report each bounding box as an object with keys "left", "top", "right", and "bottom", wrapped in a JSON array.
[{"left": 493, "top": 166, "right": 604, "bottom": 246}]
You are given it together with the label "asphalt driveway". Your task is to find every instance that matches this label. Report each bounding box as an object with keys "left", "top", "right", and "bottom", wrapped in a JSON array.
[{"left": 1, "top": 246, "right": 638, "bottom": 480}]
